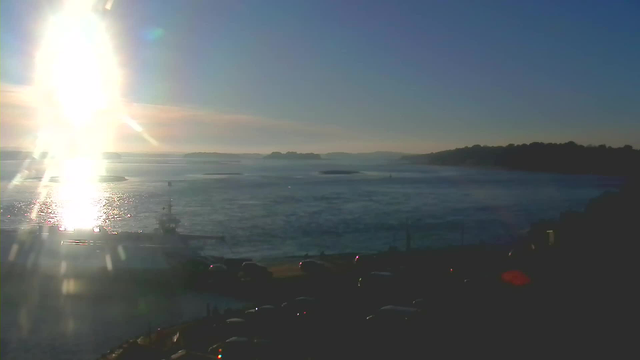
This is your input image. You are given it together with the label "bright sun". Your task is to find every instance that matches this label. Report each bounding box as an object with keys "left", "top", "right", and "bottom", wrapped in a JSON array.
[{"left": 35, "top": 0, "right": 121, "bottom": 229}]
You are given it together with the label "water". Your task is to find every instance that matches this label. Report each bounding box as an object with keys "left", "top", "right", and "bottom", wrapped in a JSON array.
[
  {"left": 0, "top": 156, "right": 625, "bottom": 359},
  {"left": 1, "top": 156, "right": 623, "bottom": 258}
]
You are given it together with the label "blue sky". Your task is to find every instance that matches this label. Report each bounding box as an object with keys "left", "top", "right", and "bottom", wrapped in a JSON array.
[{"left": 1, "top": 0, "right": 639, "bottom": 153}]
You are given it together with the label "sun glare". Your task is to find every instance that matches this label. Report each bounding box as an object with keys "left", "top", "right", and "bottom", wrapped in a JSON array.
[{"left": 34, "top": 0, "right": 121, "bottom": 229}]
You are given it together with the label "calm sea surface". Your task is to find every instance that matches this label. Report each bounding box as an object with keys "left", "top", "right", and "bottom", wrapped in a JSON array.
[
  {"left": 0, "top": 156, "right": 625, "bottom": 360},
  {"left": 0, "top": 156, "right": 623, "bottom": 258}
]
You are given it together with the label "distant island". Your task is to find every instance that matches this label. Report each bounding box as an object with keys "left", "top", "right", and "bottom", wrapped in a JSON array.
[
  {"left": 203, "top": 172, "right": 243, "bottom": 176},
  {"left": 264, "top": 152, "right": 322, "bottom": 160},
  {"left": 184, "top": 152, "right": 262, "bottom": 159},
  {"left": 323, "top": 151, "right": 409, "bottom": 160},
  {"left": 401, "top": 142, "right": 640, "bottom": 177},
  {"left": 319, "top": 170, "right": 360, "bottom": 175}
]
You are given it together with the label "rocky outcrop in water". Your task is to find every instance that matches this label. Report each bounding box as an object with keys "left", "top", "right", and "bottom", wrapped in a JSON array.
[{"left": 319, "top": 170, "right": 360, "bottom": 175}]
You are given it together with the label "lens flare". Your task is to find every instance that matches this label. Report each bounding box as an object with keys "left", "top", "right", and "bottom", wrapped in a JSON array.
[{"left": 34, "top": 0, "right": 120, "bottom": 229}]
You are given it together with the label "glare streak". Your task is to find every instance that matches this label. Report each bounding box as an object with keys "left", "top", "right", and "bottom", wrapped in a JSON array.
[
  {"left": 33, "top": 1, "right": 122, "bottom": 229},
  {"left": 105, "top": 253, "right": 113, "bottom": 271},
  {"left": 8, "top": 244, "right": 19, "bottom": 261}
]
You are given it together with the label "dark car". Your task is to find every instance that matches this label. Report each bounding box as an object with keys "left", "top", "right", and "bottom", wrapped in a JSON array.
[
  {"left": 245, "top": 305, "right": 277, "bottom": 319},
  {"left": 222, "top": 318, "right": 249, "bottom": 339},
  {"left": 241, "top": 262, "right": 273, "bottom": 280},
  {"left": 244, "top": 305, "right": 278, "bottom": 337},
  {"left": 357, "top": 271, "right": 395, "bottom": 289},
  {"left": 363, "top": 306, "right": 426, "bottom": 358},
  {"left": 168, "top": 349, "right": 214, "bottom": 359},
  {"left": 353, "top": 254, "right": 379, "bottom": 269},
  {"left": 208, "top": 337, "right": 275, "bottom": 360},
  {"left": 180, "top": 258, "right": 212, "bottom": 273},
  {"left": 366, "top": 305, "right": 423, "bottom": 326},
  {"left": 299, "top": 259, "right": 330, "bottom": 275},
  {"left": 281, "top": 297, "right": 317, "bottom": 317},
  {"left": 207, "top": 264, "right": 234, "bottom": 284},
  {"left": 208, "top": 337, "right": 253, "bottom": 359},
  {"left": 412, "top": 298, "right": 427, "bottom": 309},
  {"left": 223, "top": 258, "right": 253, "bottom": 275}
]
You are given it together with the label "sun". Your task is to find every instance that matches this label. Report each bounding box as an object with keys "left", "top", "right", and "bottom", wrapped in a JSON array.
[{"left": 34, "top": 0, "right": 121, "bottom": 229}]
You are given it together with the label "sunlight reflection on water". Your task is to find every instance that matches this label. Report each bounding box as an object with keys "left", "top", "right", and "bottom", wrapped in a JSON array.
[{"left": 55, "top": 159, "right": 106, "bottom": 229}]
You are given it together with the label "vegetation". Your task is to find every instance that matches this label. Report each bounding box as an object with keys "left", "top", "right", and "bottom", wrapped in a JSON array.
[
  {"left": 184, "top": 152, "right": 261, "bottom": 159},
  {"left": 319, "top": 170, "right": 360, "bottom": 175},
  {"left": 264, "top": 152, "right": 322, "bottom": 160},
  {"left": 528, "top": 178, "right": 639, "bottom": 258},
  {"left": 203, "top": 172, "right": 243, "bottom": 176},
  {"left": 401, "top": 142, "right": 639, "bottom": 177},
  {"left": 323, "top": 151, "right": 409, "bottom": 160},
  {"left": 513, "top": 178, "right": 638, "bottom": 294}
]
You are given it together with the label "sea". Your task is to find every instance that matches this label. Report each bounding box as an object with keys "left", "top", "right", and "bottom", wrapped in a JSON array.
[
  {"left": 0, "top": 155, "right": 624, "bottom": 258},
  {"left": 0, "top": 155, "right": 625, "bottom": 359}
]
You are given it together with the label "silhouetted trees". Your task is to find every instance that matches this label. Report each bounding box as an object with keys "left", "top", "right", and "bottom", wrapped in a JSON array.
[
  {"left": 529, "top": 179, "right": 639, "bottom": 249},
  {"left": 525, "top": 179, "right": 640, "bottom": 289},
  {"left": 184, "top": 152, "right": 262, "bottom": 159},
  {"left": 401, "top": 142, "right": 639, "bottom": 177},
  {"left": 264, "top": 152, "right": 322, "bottom": 160}
]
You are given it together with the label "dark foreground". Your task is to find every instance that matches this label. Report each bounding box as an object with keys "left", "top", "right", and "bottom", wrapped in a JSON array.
[
  {"left": 95, "top": 241, "right": 623, "bottom": 360},
  {"left": 3, "top": 180, "right": 636, "bottom": 359},
  {"left": 97, "top": 180, "right": 639, "bottom": 360}
]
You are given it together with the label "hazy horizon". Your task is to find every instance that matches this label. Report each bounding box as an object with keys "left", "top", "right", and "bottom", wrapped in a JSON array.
[{"left": 2, "top": 140, "right": 637, "bottom": 157}]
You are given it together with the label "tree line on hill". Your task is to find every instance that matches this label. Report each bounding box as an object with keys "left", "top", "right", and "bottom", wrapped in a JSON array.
[
  {"left": 263, "top": 152, "right": 322, "bottom": 160},
  {"left": 525, "top": 178, "right": 639, "bottom": 290},
  {"left": 401, "top": 142, "right": 639, "bottom": 177}
]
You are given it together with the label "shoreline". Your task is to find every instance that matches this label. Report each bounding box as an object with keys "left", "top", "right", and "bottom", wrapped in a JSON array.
[{"left": 4, "top": 177, "right": 635, "bottom": 359}]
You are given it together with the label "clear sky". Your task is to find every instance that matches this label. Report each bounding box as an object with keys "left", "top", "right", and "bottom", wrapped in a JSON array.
[{"left": 1, "top": 0, "right": 639, "bottom": 153}]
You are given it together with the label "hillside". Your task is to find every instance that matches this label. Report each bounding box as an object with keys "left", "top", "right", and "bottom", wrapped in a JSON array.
[
  {"left": 323, "top": 151, "right": 409, "bottom": 160},
  {"left": 264, "top": 152, "right": 322, "bottom": 160},
  {"left": 184, "top": 152, "right": 262, "bottom": 159},
  {"left": 401, "top": 142, "right": 640, "bottom": 177}
]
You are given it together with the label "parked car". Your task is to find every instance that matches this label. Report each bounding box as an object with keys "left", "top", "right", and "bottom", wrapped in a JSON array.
[
  {"left": 281, "top": 297, "right": 317, "bottom": 317},
  {"left": 353, "top": 254, "right": 380, "bottom": 270},
  {"left": 299, "top": 259, "right": 330, "bottom": 275},
  {"left": 208, "top": 264, "right": 233, "bottom": 283},
  {"left": 366, "top": 305, "right": 423, "bottom": 325},
  {"left": 208, "top": 337, "right": 253, "bottom": 359},
  {"left": 218, "top": 318, "right": 250, "bottom": 339},
  {"left": 245, "top": 305, "right": 277, "bottom": 318},
  {"left": 223, "top": 258, "right": 253, "bottom": 275},
  {"left": 358, "top": 271, "right": 395, "bottom": 289},
  {"left": 208, "top": 337, "right": 274, "bottom": 360},
  {"left": 241, "top": 262, "right": 273, "bottom": 280},
  {"left": 412, "top": 298, "right": 427, "bottom": 309}
]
